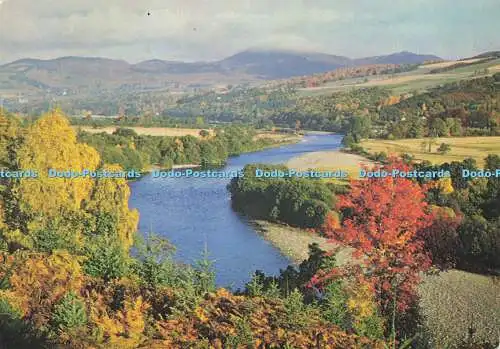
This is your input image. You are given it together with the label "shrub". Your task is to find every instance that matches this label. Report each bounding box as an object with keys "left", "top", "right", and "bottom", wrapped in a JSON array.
[
  {"left": 112, "top": 127, "right": 138, "bottom": 138},
  {"left": 437, "top": 143, "right": 451, "bottom": 155},
  {"left": 50, "top": 292, "right": 87, "bottom": 333},
  {"left": 0, "top": 298, "right": 44, "bottom": 348},
  {"left": 83, "top": 235, "right": 129, "bottom": 281},
  {"left": 372, "top": 151, "right": 388, "bottom": 162},
  {"left": 342, "top": 133, "right": 356, "bottom": 147},
  {"left": 199, "top": 129, "right": 210, "bottom": 138}
]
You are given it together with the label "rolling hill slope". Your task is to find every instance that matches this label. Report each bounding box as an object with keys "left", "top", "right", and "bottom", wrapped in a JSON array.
[{"left": 0, "top": 49, "right": 442, "bottom": 99}]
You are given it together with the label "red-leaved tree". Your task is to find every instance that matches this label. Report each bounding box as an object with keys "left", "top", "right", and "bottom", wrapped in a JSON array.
[{"left": 313, "top": 159, "right": 433, "bottom": 315}]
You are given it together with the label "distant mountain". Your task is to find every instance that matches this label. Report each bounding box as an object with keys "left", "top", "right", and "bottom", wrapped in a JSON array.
[
  {"left": 218, "top": 49, "right": 353, "bottom": 78},
  {"left": 353, "top": 51, "right": 442, "bottom": 65},
  {"left": 128, "top": 49, "right": 440, "bottom": 79},
  {"left": 4, "top": 56, "right": 131, "bottom": 76},
  {"left": 0, "top": 49, "right": 443, "bottom": 98},
  {"left": 131, "top": 60, "right": 224, "bottom": 74}
]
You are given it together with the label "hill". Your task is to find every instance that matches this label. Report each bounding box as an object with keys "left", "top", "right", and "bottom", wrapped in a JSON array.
[
  {"left": 353, "top": 51, "right": 441, "bottom": 65},
  {"left": 217, "top": 49, "right": 353, "bottom": 78},
  {"left": 0, "top": 49, "right": 442, "bottom": 99}
]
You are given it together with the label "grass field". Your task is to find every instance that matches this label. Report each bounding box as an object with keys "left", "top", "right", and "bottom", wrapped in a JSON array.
[
  {"left": 298, "top": 58, "right": 500, "bottom": 96},
  {"left": 360, "top": 137, "right": 500, "bottom": 167},
  {"left": 73, "top": 126, "right": 214, "bottom": 138}
]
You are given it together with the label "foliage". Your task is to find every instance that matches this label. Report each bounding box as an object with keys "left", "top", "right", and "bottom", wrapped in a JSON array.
[
  {"left": 437, "top": 142, "right": 452, "bottom": 154},
  {"left": 78, "top": 125, "right": 280, "bottom": 171},
  {"left": 0, "top": 250, "right": 84, "bottom": 329},
  {"left": 155, "top": 288, "right": 385, "bottom": 348},
  {"left": 131, "top": 232, "right": 178, "bottom": 289},
  {"left": 89, "top": 292, "right": 150, "bottom": 349},
  {"left": 313, "top": 159, "right": 435, "bottom": 344},
  {"left": 377, "top": 76, "right": 500, "bottom": 139},
  {"left": 83, "top": 234, "right": 130, "bottom": 281},
  {"left": 0, "top": 297, "right": 46, "bottom": 348},
  {"left": 229, "top": 164, "right": 334, "bottom": 228},
  {"left": 0, "top": 110, "right": 139, "bottom": 259},
  {"left": 414, "top": 156, "right": 500, "bottom": 271},
  {"left": 49, "top": 291, "right": 87, "bottom": 334},
  {"left": 419, "top": 205, "right": 462, "bottom": 269}
]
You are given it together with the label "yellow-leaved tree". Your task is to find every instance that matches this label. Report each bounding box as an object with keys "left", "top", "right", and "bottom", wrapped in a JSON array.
[
  {"left": 15, "top": 109, "right": 100, "bottom": 220},
  {"left": 3, "top": 109, "right": 138, "bottom": 252},
  {"left": 84, "top": 163, "right": 139, "bottom": 250}
]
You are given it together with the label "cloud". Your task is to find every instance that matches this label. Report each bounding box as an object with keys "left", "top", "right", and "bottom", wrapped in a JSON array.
[{"left": 0, "top": 0, "right": 498, "bottom": 63}]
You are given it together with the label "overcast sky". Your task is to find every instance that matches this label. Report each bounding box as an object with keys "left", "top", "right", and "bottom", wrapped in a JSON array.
[{"left": 0, "top": 0, "right": 498, "bottom": 64}]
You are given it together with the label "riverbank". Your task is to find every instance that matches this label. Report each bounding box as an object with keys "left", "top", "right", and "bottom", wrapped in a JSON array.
[
  {"left": 249, "top": 220, "right": 352, "bottom": 266},
  {"left": 139, "top": 135, "right": 302, "bottom": 174},
  {"left": 303, "top": 130, "right": 336, "bottom": 135}
]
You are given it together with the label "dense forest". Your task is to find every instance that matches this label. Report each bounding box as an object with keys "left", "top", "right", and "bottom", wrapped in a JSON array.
[
  {"left": 344, "top": 74, "right": 500, "bottom": 147},
  {"left": 228, "top": 164, "right": 339, "bottom": 228},
  {"left": 412, "top": 156, "right": 500, "bottom": 272}
]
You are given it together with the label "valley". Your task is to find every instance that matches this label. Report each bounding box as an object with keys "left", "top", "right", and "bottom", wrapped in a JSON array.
[{"left": 0, "top": 6, "right": 498, "bottom": 345}]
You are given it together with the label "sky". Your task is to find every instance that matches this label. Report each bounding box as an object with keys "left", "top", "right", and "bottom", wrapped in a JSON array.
[{"left": 0, "top": 0, "right": 498, "bottom": 64}]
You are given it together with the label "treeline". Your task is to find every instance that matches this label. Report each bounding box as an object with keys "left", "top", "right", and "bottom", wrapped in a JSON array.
[
  {"left": 70, "top": 114, "right": 208, "bottom": 128},
  {"left": 413, "top": 155, "right": 500, "bottom": 272},
  {"left": 77, "top": 126, "right": 279, "bottom": 171},
  {"left": 268, "top": 87, "right": 390, "bottom": 132},
  {"left": 228, "top": 164, "right": 337, "bottom": 228}
]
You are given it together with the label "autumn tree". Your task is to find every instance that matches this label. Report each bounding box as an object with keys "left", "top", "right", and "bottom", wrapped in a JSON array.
[
  {"left": 2, "top": 109, "right": 138, "bottom": 254},
  {"left": 314, "top": 159, "right": 433, "bottom": 320}
]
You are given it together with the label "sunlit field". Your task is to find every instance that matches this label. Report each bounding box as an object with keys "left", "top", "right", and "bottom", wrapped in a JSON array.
[
  {"left": 360, "top": 137, "right": 500, "bottom": 167},
  {"left": 73, "top": 126, "right": 215, "bottom": 138}
]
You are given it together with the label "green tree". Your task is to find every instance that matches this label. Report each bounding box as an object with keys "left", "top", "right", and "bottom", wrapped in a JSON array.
[
  {"left": 437, "top": 143, "right": 451, "bottom": 155},
  {"left": 50, "top": 291, "right": 87, "bottom": 333},
  {"left": 198, "top": 129, "right": 210, "bottom": 138},
  {"left": 430, "top": 118, "right": 448, "bottom": 137}
]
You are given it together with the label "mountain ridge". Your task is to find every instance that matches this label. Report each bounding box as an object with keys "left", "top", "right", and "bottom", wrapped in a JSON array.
[{"left": 0, "top": 49, "right": 442, "bottom": 97}]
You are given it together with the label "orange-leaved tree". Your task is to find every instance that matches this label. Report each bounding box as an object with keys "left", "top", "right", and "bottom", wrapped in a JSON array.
[{"left": 313, "top": 159, "right": 433, "bottom": 317}]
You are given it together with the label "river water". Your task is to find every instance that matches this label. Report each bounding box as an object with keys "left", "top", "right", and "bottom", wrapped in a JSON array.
[{"left": 129, "top": 134, "right": 342, "bottom": 289}]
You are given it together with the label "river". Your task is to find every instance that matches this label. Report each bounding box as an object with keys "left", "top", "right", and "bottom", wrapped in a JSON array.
[{"left": 129, "top": 134, "right": 342, "bottom": 289}]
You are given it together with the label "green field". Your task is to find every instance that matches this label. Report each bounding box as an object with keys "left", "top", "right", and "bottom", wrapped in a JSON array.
[
  {"left": 298, "top": 58, "right": 500, "bottom": 96},
  {"left": 360, "top": 137, "right": 500, "bottom": 167}
]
